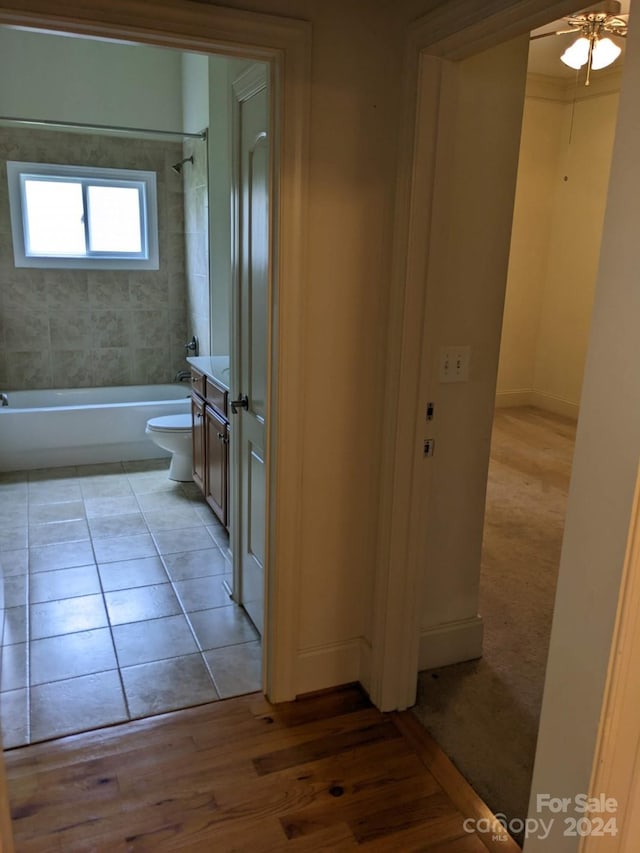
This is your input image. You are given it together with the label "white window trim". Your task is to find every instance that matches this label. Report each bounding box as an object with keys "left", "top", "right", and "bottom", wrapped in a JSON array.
[{"left": 6, "top": 161, "right": 159, "bottom": 270}]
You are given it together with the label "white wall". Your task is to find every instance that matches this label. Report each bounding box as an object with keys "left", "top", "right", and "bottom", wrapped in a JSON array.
[
  {"left": 497, "top": 73, "right": 620, "bottom": 418},
  {"left": 0, "top": 27, "right": 182, "bottom": 131},
  {"left": 181, "top": 52, "right": 209, "bottom": 135},
  {"left": 526, "top": 19, "right": 640, "bottom": 851}
]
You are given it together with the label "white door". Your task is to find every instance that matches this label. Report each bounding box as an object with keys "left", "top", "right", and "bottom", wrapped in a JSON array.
[{"left": 231, "top": 65, "right": 269, "bottom": 636}]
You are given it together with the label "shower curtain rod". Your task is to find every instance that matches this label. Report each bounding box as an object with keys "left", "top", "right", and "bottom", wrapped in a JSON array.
[{"left": 0, "top": 116, "right": 207, "bottom": 140}]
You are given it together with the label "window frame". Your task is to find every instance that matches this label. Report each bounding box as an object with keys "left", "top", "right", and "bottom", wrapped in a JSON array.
[{"left": 6, "top": 161, "right": 159, "bottom": 270}]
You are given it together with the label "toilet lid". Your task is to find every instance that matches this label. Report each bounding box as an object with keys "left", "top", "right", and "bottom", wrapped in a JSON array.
[{"left": 146, "top": 413, "right": 192, "bottom": 432}]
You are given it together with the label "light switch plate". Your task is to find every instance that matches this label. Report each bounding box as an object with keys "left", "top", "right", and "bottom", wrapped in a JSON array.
[{"left": 438, "top": 346, "right": 470, "bottom": 383}]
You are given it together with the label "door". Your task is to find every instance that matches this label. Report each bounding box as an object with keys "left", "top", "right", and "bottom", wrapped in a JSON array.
[{"left": 231, "top": 65, "right": 269, "bottom": 637}]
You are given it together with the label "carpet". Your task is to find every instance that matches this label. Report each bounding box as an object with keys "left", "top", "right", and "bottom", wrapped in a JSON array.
[{"left": 412, "top": 406, "right": 577, "bottom": 840}]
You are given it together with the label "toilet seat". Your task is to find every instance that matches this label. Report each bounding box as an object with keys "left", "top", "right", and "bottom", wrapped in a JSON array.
[{"left": 146, "top": 414, "right": 192, "bottom": 433}]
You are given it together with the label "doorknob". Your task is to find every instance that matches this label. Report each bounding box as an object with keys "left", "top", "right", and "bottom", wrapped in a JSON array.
[{"left": 230, "top": 394, "right": 249, "bottom": 414}]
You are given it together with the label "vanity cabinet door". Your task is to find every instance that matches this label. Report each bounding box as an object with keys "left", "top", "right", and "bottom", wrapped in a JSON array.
[
  {"left": 192, "top": 395, "right": 206, "bottom": 493},
  {"left": 205, "top": 405, "right": 228, "bottom": 527}
]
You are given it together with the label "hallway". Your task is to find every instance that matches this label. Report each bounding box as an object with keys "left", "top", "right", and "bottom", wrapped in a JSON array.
[{"left": 5, "top": 684, "right": 518, "bottom": 851}]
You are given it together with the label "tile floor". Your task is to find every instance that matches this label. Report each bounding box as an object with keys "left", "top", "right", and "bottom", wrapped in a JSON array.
[{"left": 0, "top": 458, "right": 261, "bottom": 748}]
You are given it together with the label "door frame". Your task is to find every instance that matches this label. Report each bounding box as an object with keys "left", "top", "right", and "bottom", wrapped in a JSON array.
[
  {"left": 0, "top": 0, "right": 310, "bottom": 705},
  {"left": 369, "top": 0, "right": 583, "bottom": 712}
]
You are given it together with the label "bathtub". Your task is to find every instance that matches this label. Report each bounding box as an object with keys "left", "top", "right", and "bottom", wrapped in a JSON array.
[{"left": 0, "top": 384, "right": 191, "bottom": 471}]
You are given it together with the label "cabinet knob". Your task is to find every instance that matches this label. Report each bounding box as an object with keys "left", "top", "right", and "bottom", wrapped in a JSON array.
[{"left": 217, "top": 432, "right": 229, "bottom": 444}]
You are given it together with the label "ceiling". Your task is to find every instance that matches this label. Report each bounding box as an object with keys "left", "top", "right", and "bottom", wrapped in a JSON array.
[{"left": 528, "top": 0, "right": 630, "bottom": 78}]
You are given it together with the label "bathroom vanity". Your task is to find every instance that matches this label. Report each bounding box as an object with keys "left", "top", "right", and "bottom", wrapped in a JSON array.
[{"left": 187, "top": 357, "right": 230, "bottom": 529}]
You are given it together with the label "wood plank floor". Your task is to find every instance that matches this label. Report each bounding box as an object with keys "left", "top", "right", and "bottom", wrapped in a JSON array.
[{"left": 4, "top": 685, "right": 521, "bottom": 852}]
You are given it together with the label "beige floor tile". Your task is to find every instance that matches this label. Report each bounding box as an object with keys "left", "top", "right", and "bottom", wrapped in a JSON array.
[
  {"left": 28, "top": 518, "right": 90, "bottom": 547},
  {"left": 174, "top": 575, "right": 231, "bottom": 612},
  {"left": 29, "top": 540, "right": 95, "bottom": 573},
  {"left": 0, "top": 688, "right": 29, "bottom": 748},
  {"left": 121, "top": 654, "right": 218, "bottom": 719},
  {"left": 204, "top": 642, "right": 262, "bottom": 699},
  {"left": 30, "top": 628, "right": 118, "bottom": 685},
  {"left": 98, "top": 556, "right": 169, "bottom": 592},
  {"left": 30, "top": 565, "right": 101, "bottom": 603},
  {"left": 30, "top": 594, "right": 108, "bottom": 640},
  {"left": 0, "top": 548, "right": 28, "bottom": 577},
  {"left": 28, "top": 482, "right": 83, "bottom": 504},
  {"left": 4, "top": 607, "right": 27, "bottom": 646},
  {"left": 88, "top": 512, "right": 148, "bottom": 539},
  {"left": 28, "top": 500, "right": 85, "bottom": 525},
  {"left": 30, "top": 670, "right": 127, "bottom": 742},
  {"left": 105, "top": 583, "right": 181, "bottom": 625},
  {"left": 84, "top": 495, "right": 140, "bottom": 519},
  {"left": 153, "top": 526, "right": 214, "bottom": 555},
  {"left": 92, "top": 533, "right": 157, "bottom": 563},
  {"left": 1, "top": 643, "right": 27, "bottom": 692},
  {"left": 112, "top": 614, "right": 199, "bottom": 666},
  {"left": 161, "top": 547, "right": 226, "bottom": 581},
  {"left": 3, "top": 574, "right": 27, "bottom": 608},
  {"left": 188, "top": 605, "right": 259, "bottom": 651}
]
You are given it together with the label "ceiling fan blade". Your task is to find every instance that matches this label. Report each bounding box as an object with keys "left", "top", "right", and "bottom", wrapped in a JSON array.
[{"left": 529, "top": 29, "right": 577, "bottom": 40}]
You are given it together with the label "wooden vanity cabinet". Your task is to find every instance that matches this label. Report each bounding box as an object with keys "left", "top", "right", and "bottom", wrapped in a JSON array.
[
  {"left": 205, "top": 406, "right": 228, "bottom": 525},
  {"left": 191, "top": 394, "right": 206, "bottom": 493},
  {"left": 190, "top": 367, "right": 229, "bottom": 528}
]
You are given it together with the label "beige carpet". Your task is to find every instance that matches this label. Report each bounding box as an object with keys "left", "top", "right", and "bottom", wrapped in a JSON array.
[{"left": 412, "top": 406, "right": 577, "bottom": 839}]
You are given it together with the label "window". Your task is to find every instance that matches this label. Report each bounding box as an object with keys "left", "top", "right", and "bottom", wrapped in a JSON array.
[{"left": 6, "top": 161, "right": 159, "bottom": 269}]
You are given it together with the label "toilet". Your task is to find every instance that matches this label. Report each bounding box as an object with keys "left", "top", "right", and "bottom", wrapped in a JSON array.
[{"left": 145, "top": 414, "right": 193, "bottom": 482}]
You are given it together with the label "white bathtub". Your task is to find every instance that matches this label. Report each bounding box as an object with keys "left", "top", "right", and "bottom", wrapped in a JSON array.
[{"left": 0, "top": 384, "right": 191, "bottom": 471}]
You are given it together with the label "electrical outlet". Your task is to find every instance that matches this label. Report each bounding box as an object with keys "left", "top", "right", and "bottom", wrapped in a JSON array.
[{"left": 438, "top": 346, "right": 471, "bottom": 383}]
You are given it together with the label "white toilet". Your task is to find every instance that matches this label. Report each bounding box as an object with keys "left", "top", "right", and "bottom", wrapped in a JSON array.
[{"left": 145, "top": 413, "right": 193, "bottom": 482}]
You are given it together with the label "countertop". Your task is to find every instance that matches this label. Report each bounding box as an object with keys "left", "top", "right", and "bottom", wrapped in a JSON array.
[{"left": 187, "top": 356, "right": 231, "bottom": 391}]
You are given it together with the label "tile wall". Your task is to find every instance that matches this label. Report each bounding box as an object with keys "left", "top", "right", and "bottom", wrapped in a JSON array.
[
  {"left": 0, "top": 126, "right": 191, "bottom": 390},
  {"left": 182, "top": 136, "right": 210, "bottom": 356}
]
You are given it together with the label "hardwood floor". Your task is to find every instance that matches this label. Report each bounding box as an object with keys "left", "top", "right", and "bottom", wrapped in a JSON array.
[{"left": 4, "top": 685, "right": 520, "bottom": 852}]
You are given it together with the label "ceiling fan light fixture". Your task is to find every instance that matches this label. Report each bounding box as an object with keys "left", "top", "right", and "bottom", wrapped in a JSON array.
[
  {"left": 591, "top": 36, "right": 622, "bottom": 69},
  {"left": 560, "top": 36, "right": 591, "bottom": 69}
]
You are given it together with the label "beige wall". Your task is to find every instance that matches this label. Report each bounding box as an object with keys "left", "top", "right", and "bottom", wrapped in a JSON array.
[
  {"left": 497, "top": 74, "right": 620, "bottom": 418},
  {"left": 497, "top": 93, "right": 563, "bottom": 398},
  {"left": 201, "top": 0, "right": 405, "bottom": 665},
  {"left": 418, "top": 38, "right": 530, "bottom": 660}
]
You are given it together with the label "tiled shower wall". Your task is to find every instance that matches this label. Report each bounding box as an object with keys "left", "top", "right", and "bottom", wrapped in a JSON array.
[
  {"left": 183, "top": 137, "right": 210, "bottom": 356},
  {"left": 0, "top": 127, "right": 190, "bottom": 390}
]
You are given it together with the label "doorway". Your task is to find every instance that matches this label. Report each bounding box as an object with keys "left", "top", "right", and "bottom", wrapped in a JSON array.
[
  {"left": 411, "top": 21, "right": 622, "bottom": 831},
  {"left": 1, "top": 29, "right": 270, "bottom": 747}
]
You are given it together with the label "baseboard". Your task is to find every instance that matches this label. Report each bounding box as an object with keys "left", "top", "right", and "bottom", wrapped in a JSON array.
[
  {"left": 296, "top": 638, "right": 369, "bottom": 696},
  {"left": 495, "top": 388, "right": 579, "bottom": 420},
  {"left": 529, "top": 390, "right": 579, "bottom": 420},
  {"left": 418, "top": 615, "right": 484, "bottom": 671},
  {"left": 494, "top": 389, "right": 532, "bottom": 408}
]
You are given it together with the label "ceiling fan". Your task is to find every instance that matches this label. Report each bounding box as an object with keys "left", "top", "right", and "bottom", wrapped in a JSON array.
[{"left": 531, "top": 0, "right": 628, "bottom": 85}]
